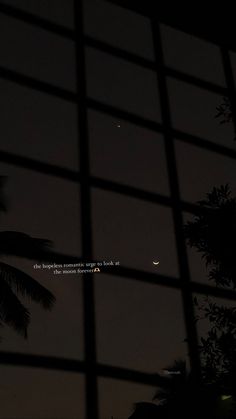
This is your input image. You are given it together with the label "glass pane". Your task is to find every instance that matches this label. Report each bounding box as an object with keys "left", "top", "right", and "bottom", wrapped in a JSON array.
[
  {"left": 161, "top": 24, "right": 226, "bottom": 86},
  {"left": 0, "top": 14, "right": 76, "bottom": 91},
  {"left": 0, "top": 0, "right": 74, "bottom": 28},
  {"left": 99, "top": 378, "right": 158, "bottom": 419},
  {"left": 92, "top": 189, "right": 179, "bottom": 277},
  {"left": 0, "top": 366, "right": 85, "bottom": 418},
  {"left": 0, "top": 256, "right": 84, "bottom": 359},
  {"left": 175, "top": 140, "right": 236, "bottom": 203},
  {"left": 0, "top": 164, "right": 81, "bottom": 256},
  {"left": 95, "top": 275, "right": 186, "bottom": 372},
  {"left": 168, "top": 79, "right": 235, "bottom": 147},
  {"left": 0, "top": 80, "right": 79, "bottom": 171},
  {"left": 89, "top": 110, "right": 170, "bottom": 195},
  {"left": 86, "top": 47, "right": 161, "bottom": 121},
  {"left": 84, "top": 0, "right": 154, "bottom": 60}
]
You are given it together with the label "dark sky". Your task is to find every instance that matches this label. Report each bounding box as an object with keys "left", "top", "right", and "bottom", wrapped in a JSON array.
[{"left": 0, "top": 0, "right": 236, "bottom": 418}]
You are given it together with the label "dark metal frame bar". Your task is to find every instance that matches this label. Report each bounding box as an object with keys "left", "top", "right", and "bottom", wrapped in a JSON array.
[{"left": 74, "top": 2, "right": 98, "bottom": 418}]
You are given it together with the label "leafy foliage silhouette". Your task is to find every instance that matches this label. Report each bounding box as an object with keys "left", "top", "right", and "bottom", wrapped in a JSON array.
[
  {"left": 184, "top": 185, "right": 236, "bottom": 416},
  {"left": 126, "top": 94, "right": 236, "bottom": 418},
  {"left": 215, "top": 97, "right": 235, "bottom": 140},
  {"left": 128, "top": 185, "right": 236, "bottom": 418},
  {"left": 184, "top": 184, "right": 236, "bottom": 288},
  {"left": 128, "top": 360, "right": 236, "bottom": 418},
  {"left": 215, "top": 97, "right": 233, "bottom": 126},
  {"left": 0, "top": 177, "right": 55, "bottom": 338}
]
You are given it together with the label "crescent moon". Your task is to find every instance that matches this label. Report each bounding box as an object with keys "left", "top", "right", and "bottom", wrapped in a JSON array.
[{"left": 153, "top": 261, "right": 160, "bottom": 265}]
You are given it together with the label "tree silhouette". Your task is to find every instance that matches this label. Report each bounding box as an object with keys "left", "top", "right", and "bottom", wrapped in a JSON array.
[
  {"left": 127, "top": 185, "right": 236, "bottom": 418},
  {"left": 128, "top": 360, "right": 236, "bottom": 418},
  {"left": 0, "top": 177, "right": 55, "bottom": 338},
  {"left": 184, "top": 185, "right": 236, "bottom": 384},
  {"left": 126, "top": 95, "right": 236, "bottom": 418},
  {"left": 184, "top": 184, "right": 236, "bottom": 417},
  {"left": 184, "top": 184, "right": 236, "bottom": 289}
]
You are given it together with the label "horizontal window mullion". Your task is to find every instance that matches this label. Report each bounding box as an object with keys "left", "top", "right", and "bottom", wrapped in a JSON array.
[
  {"left": 0, "top": 65, "right": 77, "bottom": 103},
  {"left": 0, "top": 3, "right": 74, "bottom": 40}
]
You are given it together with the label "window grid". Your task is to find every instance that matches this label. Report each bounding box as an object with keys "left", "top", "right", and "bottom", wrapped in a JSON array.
[{"left": 0, "top": 1, "right": 236, "bottom": 418}]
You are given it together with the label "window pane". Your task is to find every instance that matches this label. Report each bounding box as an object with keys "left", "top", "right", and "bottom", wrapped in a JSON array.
[
  {"left": 0, "top": 0, "right": 74, "bottom": 28},
  {"left": 84, "top": 0, "right": 154, "bottom": 60},
  {"left": 0, "top": 14, "right": 76, "bottom": 91},
  {"left": 168, "top": 79, "right": 235, "bottom": 147},
  {"left": 0, "top": 80, "right": 79, "bottom": 171},
  {"left": 95, "top": 275, "right": 186, "bottom": 372},
  {"left": 92, "top": 189, "right": 179, "bottom": 277},
  {"left": 86, "top": 47, "right": 161, "bottom": 121},
  {"left": 0, "top": 366, "right": 85, "bottom": 419},
  {"left": 99, "top": 378, "right": 158, "bottom": 419},
  {"left": 0, "top": 257, "right": 84, "bottom": 359},
  {"left": 161, "top": 24, "right": 226, "bottom": 86},
  {"left": 0, "top": 164, "right": 81, "bottom": 256},
  {"left": 89, "top": 110, "right": 170, "bottom": 195},
  {"left": 175, "top": 140, "right": 236, "bottom": 203}
]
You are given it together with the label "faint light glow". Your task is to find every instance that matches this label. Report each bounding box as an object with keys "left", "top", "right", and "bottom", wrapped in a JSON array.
[
  {"left": 153, "top": 261, "right": 160, "bottom": 265},
  {"left": 163, "top": 369, "right": 181, "bottom": 375},
  {"left": 116, "top": 123, "right": 121, "bottom": 128},
  {"left": 221, "top": 395, "right": 232, "bottom": 401}
]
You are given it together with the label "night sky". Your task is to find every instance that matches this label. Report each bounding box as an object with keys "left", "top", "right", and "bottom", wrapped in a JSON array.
[{"left": 0, "top": 1, "right": 236, "bottom": 418}]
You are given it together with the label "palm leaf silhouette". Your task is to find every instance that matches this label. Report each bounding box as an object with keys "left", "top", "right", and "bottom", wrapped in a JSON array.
[
  {"left": 0, "top": 231, "right": 52, "bottom": 260},
  {"left": 0, "top": 177, "right": 56, "bottom": 338},
  {"left": 0, "top": 277, "right": 30, "bottom": 338},
  {"left": 0, "top": 262, "right": 55, "bottom": 309}
]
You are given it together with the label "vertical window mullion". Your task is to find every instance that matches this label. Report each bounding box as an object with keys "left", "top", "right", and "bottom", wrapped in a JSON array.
[{"left": 74, "top": 1, "right": 99, "bottom": 418}]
